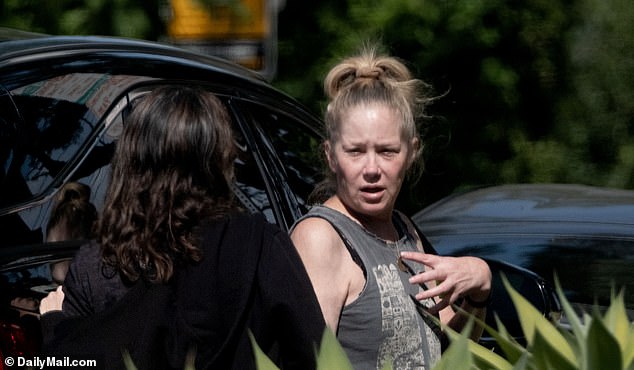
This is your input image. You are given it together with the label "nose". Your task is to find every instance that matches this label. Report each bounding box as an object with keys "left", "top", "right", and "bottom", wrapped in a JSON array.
[{"left": 363, "top": 155, "right": 380, "bottom": 182}]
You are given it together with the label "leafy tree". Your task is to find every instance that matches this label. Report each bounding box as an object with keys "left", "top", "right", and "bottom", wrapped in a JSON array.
[
  {"left": 276, "top": 0, "right": 634, "bottom": 213},
  {"left": 0, "top": 0, "right": 161, "bottom": 39},
  {"left": 2, "top": 0, "right": 633, "bottom": 212}
]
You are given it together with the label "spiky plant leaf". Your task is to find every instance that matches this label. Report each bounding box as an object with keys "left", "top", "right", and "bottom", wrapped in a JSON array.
[
  {"left": 553, "top": 275, "right": 586, "bottom": 343},
  {"left": 122, "top": 350, "right": 138, "bottom": 370},
  {"left": 603, "top": 290, "right": 632, "bottom": 360},
  {"left": 586, "top": 311, "right": 622, "bottom": 370},
  {"left": 530, "top": 329, "right": 577, "bottom": 370},
  {"left": 432, "top": 332, "right": 474, "bottom": 370},
  {"left": 511, "top": 352, "right": 531, "bottom": 370},
  {"left": 488, "top": 314, "right": 527, "bottom": 363},
  {"left": 502, "top": 276, "right": 576, "bottom": 365},
  {"left": 626, "top": 322, "right": 634, "bottom": 370},
  {"left": 316, "top": 328, "right": 354, "bottom": 370},
  {"left": 443, "top": 318, "right": 513, "bottom": 370},
  {"left": 249, "top": 331, "right": 280, "bottom": 370}
]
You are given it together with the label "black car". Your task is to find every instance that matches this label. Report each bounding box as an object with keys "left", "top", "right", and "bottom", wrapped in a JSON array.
[
  {"left": 413, "top": 183, "right": 634, "bottom": 319},
  {"left": 0, "top": 34, "right": 556, "bottom": 357}
]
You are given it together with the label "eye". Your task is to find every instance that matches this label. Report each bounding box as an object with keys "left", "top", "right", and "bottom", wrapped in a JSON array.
[
  {"left": 380, "top": 148, "right": 399, "bottom": 157},
  {"left": 343, "top": 146, "right": 363, "bottom": 156}
]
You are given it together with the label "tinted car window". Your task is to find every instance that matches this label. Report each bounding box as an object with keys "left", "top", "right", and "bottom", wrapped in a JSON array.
[
  {"left": 0, "top": 95, "right": 92, "bottom": 208},
  {"left": 0, "top": 74, "right": 153, "bottom": 211},
  {"left": 428, "top": 234, "right": 634, "bottom": 312},
  {"left": 0, "top": 74, "right": 153, "bottom": 248},
  {"left": 239, "top": 102, "right": 323, "bottom": 226},
  {"left": 0, "top": 80, "right": 294, "bottom": 250},
  {"left": 0, "top": 86, "right": 18, "bottom": 184}
]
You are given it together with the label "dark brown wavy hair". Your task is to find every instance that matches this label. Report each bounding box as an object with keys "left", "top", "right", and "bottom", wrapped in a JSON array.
[{"left": 96, "top": 86, "right": 237, "bottom": 283}]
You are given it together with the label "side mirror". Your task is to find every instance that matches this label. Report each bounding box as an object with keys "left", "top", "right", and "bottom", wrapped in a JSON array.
[{"left": 478, "top": 258, "right": 561, "bottom": 349}]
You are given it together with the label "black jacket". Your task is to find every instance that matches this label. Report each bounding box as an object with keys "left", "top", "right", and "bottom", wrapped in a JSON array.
[{"left": 42, "top": 213, "right": 326, "bottom": 369}]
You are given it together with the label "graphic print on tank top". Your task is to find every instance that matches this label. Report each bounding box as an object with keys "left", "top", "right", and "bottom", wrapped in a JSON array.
[{"left": 375, "top": 263, "right": 435, "bottom": 369}]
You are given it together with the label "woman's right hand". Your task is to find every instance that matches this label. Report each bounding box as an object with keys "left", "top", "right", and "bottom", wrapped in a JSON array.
[{"left": 40, "top": 285, "right": 65, "bottom": 314}]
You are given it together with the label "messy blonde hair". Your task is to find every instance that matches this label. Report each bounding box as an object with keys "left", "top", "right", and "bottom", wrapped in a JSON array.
[{"left": 310, "top": 44, "right": 433, "bottom": 203}]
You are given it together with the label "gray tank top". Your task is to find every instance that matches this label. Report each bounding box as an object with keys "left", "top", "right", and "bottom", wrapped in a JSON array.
[{"left": 293, "top": 206, "right": 442, "bottom": 370}]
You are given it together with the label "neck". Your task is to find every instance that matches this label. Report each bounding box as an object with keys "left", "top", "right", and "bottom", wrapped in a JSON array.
[{"left": 324, "top": 196, "right": 398, "bottom": 241}]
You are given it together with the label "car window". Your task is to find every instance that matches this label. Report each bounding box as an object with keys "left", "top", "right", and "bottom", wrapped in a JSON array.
[
  {"left": 0, "top": 73, "right": 153, "bottom": 211},
  {"left": 428, "top": 233, "right": 634, "bottom": 311},
  {"left": 0, "top": 79, "right": 317, "bottom": 250},
  {"left": 116, "top": 89, "right": 276, "bottom": 223},
  {"left": 237, "top": 101, "right": 323, "bottom": 227},
  {"left": 0, "top": 85, "right": 20, "bottom": 206},
  {"left": 0, "top": 73, "right": 155, "bottom": 248}
]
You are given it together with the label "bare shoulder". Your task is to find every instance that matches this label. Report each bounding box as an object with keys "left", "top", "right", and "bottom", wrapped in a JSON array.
[
  {"left": 292, "top": 217, "right": 341, "bottom": 250},
  {"left": 291, "top": 216, "right": 360, "bottom": 328},
  {"left": 291, "top": 216, "right": 350, "bottom": 269}
]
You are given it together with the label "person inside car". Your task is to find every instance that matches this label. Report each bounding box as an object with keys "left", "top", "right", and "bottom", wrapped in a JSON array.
[
  {"left": 290, "top": 45, "right": 492, "bottom": 370},
  {"left": 40, "top": 86, "right": 325, "bottom": 370},
  {"left": 10, "top": 181, "right": 96, "bottom": 316}
]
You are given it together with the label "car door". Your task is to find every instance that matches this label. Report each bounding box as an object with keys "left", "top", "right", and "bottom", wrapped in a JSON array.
[{"left": 230, "top": 99, "right": 324, "bottom": 231}]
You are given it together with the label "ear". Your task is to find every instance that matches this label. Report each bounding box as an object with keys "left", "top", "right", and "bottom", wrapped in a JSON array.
[{"left": 324, "top": 140, "right": 337, "bottom": 172}]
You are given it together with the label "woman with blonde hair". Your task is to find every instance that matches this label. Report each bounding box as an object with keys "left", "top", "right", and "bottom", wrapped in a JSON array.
[{"left": 291, "top": 46, "right": 492, "bottom": 370}]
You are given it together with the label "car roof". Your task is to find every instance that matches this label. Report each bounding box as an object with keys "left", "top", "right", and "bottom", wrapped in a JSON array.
[
  {"left": 0, "top": 32, "right": 320, "bottom": 126},
  {"left": 0, "top": 33, "right": 267, "bottom": 84},
  {"left": 413, "top": 183, "right": 634, "bottom": 237}
]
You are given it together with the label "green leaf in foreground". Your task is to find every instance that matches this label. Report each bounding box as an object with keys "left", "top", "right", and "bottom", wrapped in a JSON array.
[
  {"left": 316, "top": 328, "right": 354, "bottom": 370},
  {"left": 249, "top": 331, "right": 280, "bottom": 370}
]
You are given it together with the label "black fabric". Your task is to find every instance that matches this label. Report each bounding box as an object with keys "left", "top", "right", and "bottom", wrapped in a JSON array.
[
  {"left": 42, "top": 213, "right": 325, "bottom": 370},
  {"left": 43, "top": 279, "right": 175, "bottom": 369}
]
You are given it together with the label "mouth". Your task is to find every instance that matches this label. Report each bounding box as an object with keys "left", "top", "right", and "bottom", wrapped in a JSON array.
[{"left": 360, "top": 186, "right": 385, "bottom": 201}]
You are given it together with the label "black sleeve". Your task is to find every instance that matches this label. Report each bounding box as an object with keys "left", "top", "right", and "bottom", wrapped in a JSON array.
[
  {"left": 39, "top": 310, "right": 66, "bottom": 346},
  {"left": 61, "top": 243, "right": 99, "bottom": 317},
  {"left": 40, "top": 244, "right": 98, "bottom": 347},
  {"left": 254, "top": 224, "right": 326, "bottom": 370}
]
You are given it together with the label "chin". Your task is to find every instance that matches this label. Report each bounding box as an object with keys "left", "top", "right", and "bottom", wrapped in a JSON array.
[{"left": 358, "top": 203, "right": 392, "bottom": 219}]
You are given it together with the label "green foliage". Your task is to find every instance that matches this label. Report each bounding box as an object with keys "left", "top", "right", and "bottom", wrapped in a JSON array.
[
  {"left": 0, "top": 0, "right": 161, "bottom": 39},
  {"left": 435, "top": 276, "right": 634, "bottom": 370},
  {"left": 250, "top": 329, "right": 355, "bottom": 370},
  {"left": 250, "top": 328, "right": 394, "bottom": 370},
  {"left": 276, "top": 0, "right": 634, "bottom": 212},
  {"left": 123, "top": 348, "right": 196, "bottom": 370},
  {"left": 314, "top": 329, "right": 356, "bottom": 370},
  {"left": 251, "top": 276, "right": 634, "bottom": 370},
  {"left": 122, "top": 280, "right": 632, "bottom": 370},
  {"left": 2, "top": 0, "right": 634, "bottom": 207}
]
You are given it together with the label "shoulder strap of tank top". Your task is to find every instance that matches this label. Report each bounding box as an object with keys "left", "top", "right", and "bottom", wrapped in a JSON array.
[
  {"left": 295, "top": 206, "right": 367, "bottom": 277},
  {"left": 393, "top": 210, "right": 438, "bottom": 255}
]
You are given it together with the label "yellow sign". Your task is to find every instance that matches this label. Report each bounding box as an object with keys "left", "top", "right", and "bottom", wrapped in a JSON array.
[{"left": 168, "top": 0, "right": 268, "bottom": 40}]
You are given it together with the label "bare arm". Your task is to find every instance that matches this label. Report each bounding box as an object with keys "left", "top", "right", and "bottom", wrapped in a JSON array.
[{"left": 291, "top": 217, "right": 360, "bottom": 331}]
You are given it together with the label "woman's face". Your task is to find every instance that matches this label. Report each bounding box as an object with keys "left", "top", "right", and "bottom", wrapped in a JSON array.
[{"left": 326, "top": 103, "right": 416, "bottom": 221}]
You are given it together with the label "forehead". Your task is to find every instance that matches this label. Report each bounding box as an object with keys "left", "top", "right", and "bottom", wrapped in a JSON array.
[{"left": 338, "top": 103, "right": 403, "bottom": 137}]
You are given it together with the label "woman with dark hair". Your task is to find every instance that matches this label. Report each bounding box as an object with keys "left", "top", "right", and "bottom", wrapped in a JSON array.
[
  {"left": 11, "top": 182, "right": 96, "bottom": 314},
  {"left": 40, "top": 86, "right": 325, "bottom": 369},
  {"left": 46, "top": 181, "right": 97, "bottom": 285}
]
